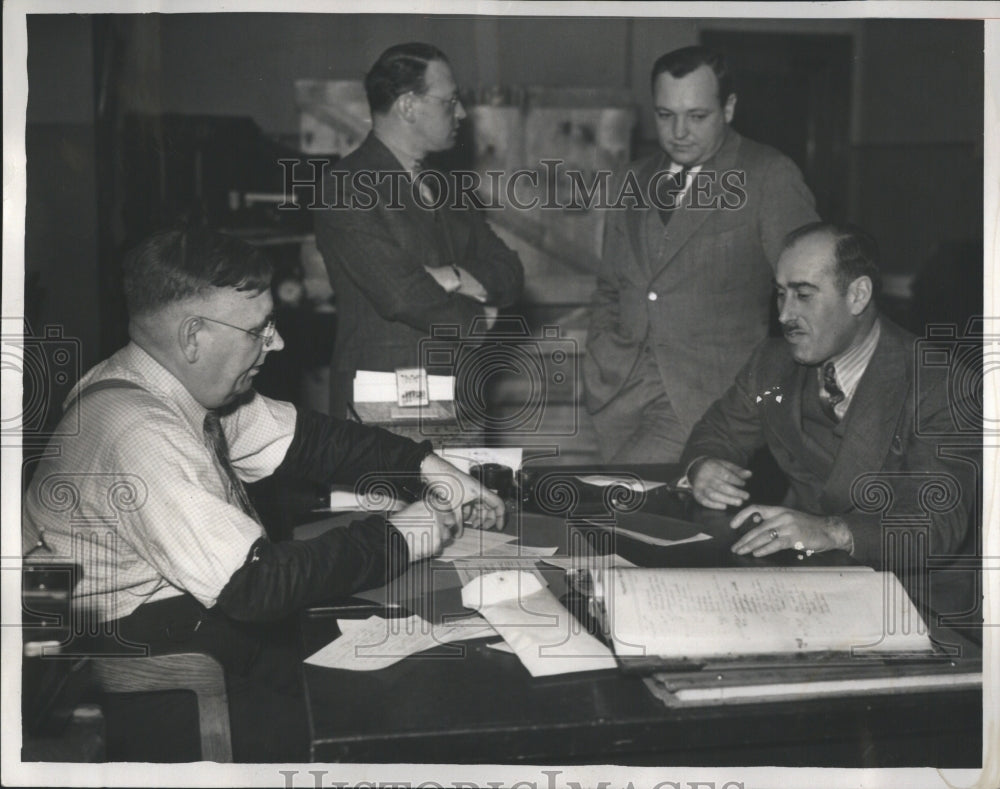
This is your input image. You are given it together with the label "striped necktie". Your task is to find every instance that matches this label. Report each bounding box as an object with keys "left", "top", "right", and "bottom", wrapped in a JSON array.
[
  {"left": 203, "top": 410, "right": 262, "bottom": 523},
  {"left": 658, "top": 167, "right": 690, "bottom": 227},
  {"left": 820, "top": 361, "right": 845, "bottom": 422}
]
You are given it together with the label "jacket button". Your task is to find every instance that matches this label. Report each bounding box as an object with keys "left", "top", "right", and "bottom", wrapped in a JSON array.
[{"left": 647, "top": 291, "right": 658, "bottom": 301}]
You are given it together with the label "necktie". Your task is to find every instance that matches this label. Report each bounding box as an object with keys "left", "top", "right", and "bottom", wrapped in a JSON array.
[
  {"left": 658, "top": 167, "right": 690, "bottom": 227},
  {"left": 203, "top": 410, "right": 262, "bottom": 523},
  {"left": 821, "top": 361, "right": 845, "bottom": 422}
]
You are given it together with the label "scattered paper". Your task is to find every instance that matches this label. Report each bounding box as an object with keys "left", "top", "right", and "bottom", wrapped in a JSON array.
[
  {"left": 439, "top": 446, "right": 524, "bottom": 474},
  {"left": 452, "top": 556, "right": 550, "bottom": 586},
  {"left": 486, "top": 640, "right": 515, "bottom": 654},
  {"left": 305, "top": 614, "right": 495, "bottom": 671},
  {"left": 461, "top": 571, "right": 617, "bottom": 677},
  {"left": 612, "top": 527, "right": 712, "bottom": 548},
  {"left": 575, "top": 474, "right": 667, "bottom": 493},
  {"left": 438, "top": 528, "right": 518, "bottom": 559},
  {"left": 541, "top": 554, "right": 637, "bottom": 571}
]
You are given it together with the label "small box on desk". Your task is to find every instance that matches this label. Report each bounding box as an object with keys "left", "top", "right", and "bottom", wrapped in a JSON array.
[{"left": 351, "top": 369, "right": 478, "bottom": 446}]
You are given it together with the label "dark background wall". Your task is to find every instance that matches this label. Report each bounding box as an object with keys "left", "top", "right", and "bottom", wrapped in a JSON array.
[{"left": 22, "top": 13, "right": 984, "bottom": 375}]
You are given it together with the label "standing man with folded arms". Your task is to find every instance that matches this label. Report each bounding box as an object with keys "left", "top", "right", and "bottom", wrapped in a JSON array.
[
  {"left": 315, "top": 42, "right": 524, "bottom": 419},
  {"left": 23, "top": 228, "right": 504, "bottom": 762},
  {"left": 584, "top": 45, "right": 818, "bottom": 462}
]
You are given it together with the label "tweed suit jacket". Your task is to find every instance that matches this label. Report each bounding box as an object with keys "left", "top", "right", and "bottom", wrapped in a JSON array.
[
  {"left": 584, "top": 129, "right": 818, "bottom": 438},
  {"left": 315, "top": 134, "right": 523, "bottom": 413},
  {"left": 681, "top": 317, "right": 978, "bottom": 574}
]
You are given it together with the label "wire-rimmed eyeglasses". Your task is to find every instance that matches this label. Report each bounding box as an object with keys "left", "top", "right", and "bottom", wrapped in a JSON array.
[{"left": 198, "top": 315, "right": 277, "bottom": 347}]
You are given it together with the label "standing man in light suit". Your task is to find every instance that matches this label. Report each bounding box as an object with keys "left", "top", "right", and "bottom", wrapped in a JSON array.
[{"left": 584, "top": 45, "right": 818, "bottom": 462}]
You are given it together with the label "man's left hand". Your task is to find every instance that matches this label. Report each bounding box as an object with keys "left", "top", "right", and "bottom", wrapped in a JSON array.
[
  {"left": 419, "top": 453, "right": 506, "bottom": 539},
  {"left": 730, "top": 505, "right": 853, "bottom": 557}
]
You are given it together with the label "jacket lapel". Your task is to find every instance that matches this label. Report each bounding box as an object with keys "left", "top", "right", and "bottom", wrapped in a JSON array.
[
  {"left": 649, "top": 129, "right": 742, "bottom": 282},
  {"left": 821, "top": 324, "right": 909, "bottom": 510},
  {"left": 762, "top": 361, "right": 809, "bottom": 459},
  {"left": 625, "top": 151, "right": 667, "bottom": 279}
]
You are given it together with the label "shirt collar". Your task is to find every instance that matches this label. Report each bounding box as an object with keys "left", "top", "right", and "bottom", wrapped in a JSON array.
[
  {"left": 374, "top": 131, "right": 422, "bottom": 175},
  {"left": 819, "top": 317, "right": 881, "bottom": 405},
  {"left": 68, "top": 341, "right": 210, "bottom": 436}
]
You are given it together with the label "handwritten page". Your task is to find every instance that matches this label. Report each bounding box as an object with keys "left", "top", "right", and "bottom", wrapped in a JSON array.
[
  {"left": 461, "top": 571, "right": 617, "bottom": 677},
  {"left": 602, "top": 568, "right": 933, "bottom": 659},
  {"left": 304, "top": 614, "right": 495, "bottom": 671}
]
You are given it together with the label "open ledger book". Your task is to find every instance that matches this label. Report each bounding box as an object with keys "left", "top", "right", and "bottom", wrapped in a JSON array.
[{"left": 593, "top": 566, "right": 935, "bottom": 664}]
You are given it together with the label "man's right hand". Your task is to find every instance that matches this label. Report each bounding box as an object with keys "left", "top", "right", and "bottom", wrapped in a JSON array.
[
  {"left": 388, "top": 499, "right": 453, "bottom": 563},
  {"left": 689, "top": 458, "right": 752, "bottom": 510}
]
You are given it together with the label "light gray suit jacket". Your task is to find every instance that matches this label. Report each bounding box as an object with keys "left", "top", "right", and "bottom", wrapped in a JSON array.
[{"left": 584, "top": 129, "right": 818, "bottom": 438}]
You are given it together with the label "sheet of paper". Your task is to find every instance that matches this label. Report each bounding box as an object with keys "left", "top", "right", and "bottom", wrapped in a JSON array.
[
  {"left": 437, "top": 527, "right": 518, "bottom": 559},
  {"left": 439, "top": 446, "right": 524, "bottom": 474},
  {"left": 327, "top": 486, "right": 405, "bottom": 513},
  {"left": 575, "top": 474, "right": 667, "bottom": 493},
  {"left": 461, "top": 571, "right": 617, "bottom": 677},
  {"left": 610, "top": 526, "right": 712, "bottom": 549},
  {"left": 304, "top": 614, "right": 495, "bottom": 671},
  {"left": 541, "top": 554, "right": 637, "bottom": 571},
  {"left": 452, "top": 556, "right": 550, "bottom": 586}
]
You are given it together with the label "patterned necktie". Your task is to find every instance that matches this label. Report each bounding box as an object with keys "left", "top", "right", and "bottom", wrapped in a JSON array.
[
  {"left": 203, "top": 410, "right": 262, "bottom": 523},
  {"left": 658, "top": 167, "right": 690, "bottom": 227},
  {"left": 821, "top": 361, "right": 845, "bottom": 422}
]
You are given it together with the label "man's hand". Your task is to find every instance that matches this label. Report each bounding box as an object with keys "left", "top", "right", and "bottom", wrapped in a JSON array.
[
  {"left": 388, "top": 499, "right": 452, "bottom": 563},
  {"left": 689, "top": 458, "right": 752, "bottom": 509},
  {"left": 730, "top": 505, "right": 854, "bottom": 558},
  {"left": 419, "top": 453, "right": 506, "bottom": 540}
]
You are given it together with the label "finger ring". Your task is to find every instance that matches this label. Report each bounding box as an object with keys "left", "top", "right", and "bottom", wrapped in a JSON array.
[
  {"left": 768, "top": 529, "right": 779, "bottom": 541},
  {"left": 793, "top": 541, "right": 805, "bottom": 551}
]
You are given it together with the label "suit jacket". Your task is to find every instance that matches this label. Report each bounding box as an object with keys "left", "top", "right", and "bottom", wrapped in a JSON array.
[
  {"left": 314, "top": 133, "right": 523, "bottom": 414},
  {"left": 584, "top": 129, "right": 818, "bottom": 437},
  {"left": 681, "top": 317, "right": 978, "bottom": 576}
]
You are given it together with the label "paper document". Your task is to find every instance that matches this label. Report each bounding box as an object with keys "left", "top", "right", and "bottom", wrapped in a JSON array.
[
  {"left": 461, "top": 571, "right": 617, "bottom": 677},
  {"left": 304, "top": 614, "right": 494, "bottom": 671},
  {"left": 601, "top": 567, "right": 933, "bottom": 660},
  {"left": 439, "top": 446, "right": 524, "bottom": 474},
  {"left": 452, "top": 556, "right": 550, "bottom": 586},
  {"left": 438, "top": 528, "right": 519, "bottom": 560},
  {"left": 612, "top": 527, "right": 711, "bottom": 548},
  {"left": 542, "top": 554, "right": 637, "bottom": 571},
  {"left": 576, "top": 474, "right": 667, "bottom": 493}
]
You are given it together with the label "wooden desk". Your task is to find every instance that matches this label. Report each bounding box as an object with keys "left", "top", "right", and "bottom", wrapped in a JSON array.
[{"left": 299, "top": 465, "right": 982, "bottom": 766}]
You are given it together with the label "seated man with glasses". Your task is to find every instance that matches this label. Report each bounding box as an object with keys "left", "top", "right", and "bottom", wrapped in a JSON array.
[
  {"left": 315, "top": 41, "right": 524, "bottom": 419},
  {"left": 22, "top": 227, "right": 505, "bottom": 762}
]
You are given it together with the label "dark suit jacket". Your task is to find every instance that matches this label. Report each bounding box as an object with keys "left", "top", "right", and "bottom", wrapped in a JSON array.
[
  {"left": 681, "top": 318, "right": 979, "bottom": 580},
  {"left": 584, "top": 129, "right": 818, "bottom": 437},
  {"left": 315, "top": 133, "right": 524, "bottom": 414}
]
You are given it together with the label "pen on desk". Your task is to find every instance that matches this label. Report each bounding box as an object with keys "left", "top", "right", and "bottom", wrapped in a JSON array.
[{"left": 347, "top": 402, "right": 364, "bottom": 424}]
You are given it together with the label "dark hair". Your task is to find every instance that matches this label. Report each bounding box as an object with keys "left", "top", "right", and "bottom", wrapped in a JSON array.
[
  {"left": 784, "top": 221, "right": 882, "bottom": 300},
  {"left": 122, "top": 228, "right": 272, "bottom": 316},
  {"left": 650, "top": 45, "right": 734, "bottom": 105},
  {"left": 365, "top": 42, "right": 449, "bottom": 116}
]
